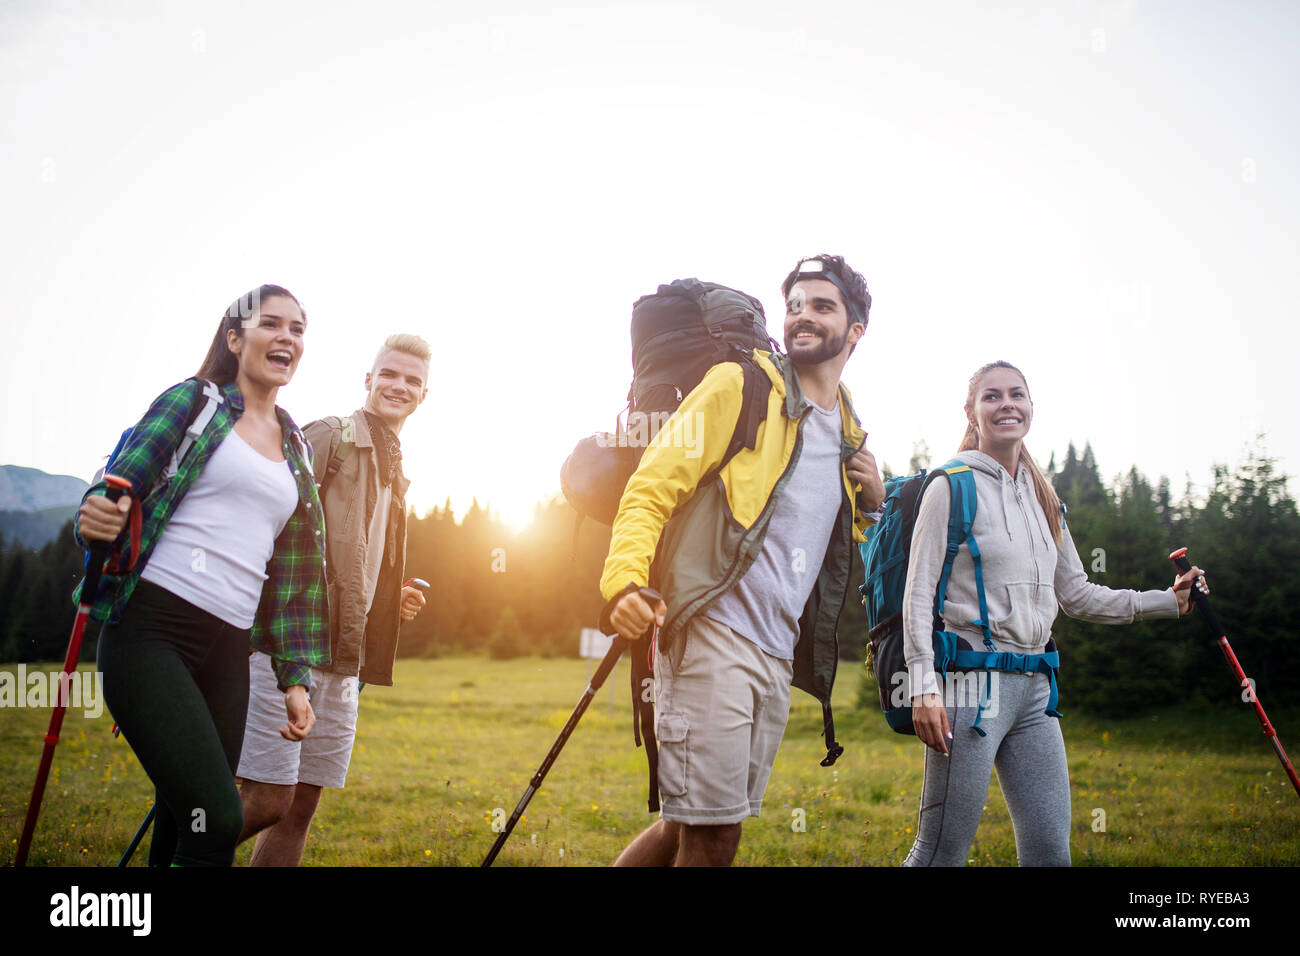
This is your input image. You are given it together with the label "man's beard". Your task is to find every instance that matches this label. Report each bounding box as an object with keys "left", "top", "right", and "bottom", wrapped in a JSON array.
[{"left": 784, "top": 324, "right": 849, "bottom": 366}]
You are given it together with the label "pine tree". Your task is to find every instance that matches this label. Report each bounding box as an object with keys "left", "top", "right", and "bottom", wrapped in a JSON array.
[
  {"left": 1058, "top": 466, "right": 1184, "bottom": 713},
  {"left": 487, "top": 606, "right": 525, "bottom": 660},
  {"left": 908, "top": 440, "right": 931, "bottom": 474},
  {"left": 1178, "top": 445, "right": 1300, "bottom": 703}
]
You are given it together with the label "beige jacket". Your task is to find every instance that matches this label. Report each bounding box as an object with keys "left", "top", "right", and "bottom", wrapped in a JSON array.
[{"left": 304, "top": 411, "right": 410, "bottom": 686}]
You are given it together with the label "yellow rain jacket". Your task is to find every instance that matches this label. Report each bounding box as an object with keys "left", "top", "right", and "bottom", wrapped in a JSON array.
[{"left": 600, "top": 350, "right": 871, "bottom": 732}]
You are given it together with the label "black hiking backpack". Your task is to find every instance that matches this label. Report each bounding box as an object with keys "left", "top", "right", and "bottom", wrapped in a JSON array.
[
  {"left": 559, "top": 278, "right": 777, "bottom": 814},
  {"left": 560, "top": 278, "right": 776, "bottom": 525}
]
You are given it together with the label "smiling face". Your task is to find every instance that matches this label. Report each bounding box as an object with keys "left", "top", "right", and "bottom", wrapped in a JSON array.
[
  {"left": 967, "top": 366, "right": 1033, "bottom": 449},
  {"left": 783, "top": 278, "right": 863, "bottom": 366},
  {"left": 364, "top": 349, "right": 429, "bottom": 432},
  {"left": 227, "top": 294, "right": 305, "bottom": 391}
]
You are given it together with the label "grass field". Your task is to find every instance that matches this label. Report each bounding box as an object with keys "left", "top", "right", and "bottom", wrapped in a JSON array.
[{"left": 3, "top": 657, "right": 1298, "bottom": 867}]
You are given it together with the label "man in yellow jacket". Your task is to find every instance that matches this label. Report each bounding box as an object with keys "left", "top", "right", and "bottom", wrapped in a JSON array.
[{"left": 601, "top": 254, "right": 885, "bottom": 866}]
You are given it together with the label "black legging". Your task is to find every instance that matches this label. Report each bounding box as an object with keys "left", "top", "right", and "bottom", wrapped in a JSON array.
[{"left": 98, "top": 579, "right": 251, "bottom": 866}]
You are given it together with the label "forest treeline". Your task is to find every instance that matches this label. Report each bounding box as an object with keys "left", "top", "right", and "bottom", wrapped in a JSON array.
[{"left": 1, "top": 441, "right": 1295, "bottom": 716}]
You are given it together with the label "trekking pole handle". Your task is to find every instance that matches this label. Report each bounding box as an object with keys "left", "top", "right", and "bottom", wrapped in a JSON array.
[
  {"left": 639, "top": 587, "right": 663, "bottom": 614},
  {"left": 584, "top": 587, "right": 660, "bottom": 726},
  {"left": 80, "top": 474, "right": 131, "bottom": 610},
  {"left": 1168, "top": 548, "right": 1220, "bottom": 637}
]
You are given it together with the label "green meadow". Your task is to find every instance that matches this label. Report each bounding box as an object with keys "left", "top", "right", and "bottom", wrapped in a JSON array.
[{"left": 2, "top": 658, "right": 1297, "bottom": 867}]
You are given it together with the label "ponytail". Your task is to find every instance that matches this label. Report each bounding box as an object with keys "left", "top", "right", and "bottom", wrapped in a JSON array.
[{"left": 1019, "top": 445, "right": 1064, "bottom": 546}]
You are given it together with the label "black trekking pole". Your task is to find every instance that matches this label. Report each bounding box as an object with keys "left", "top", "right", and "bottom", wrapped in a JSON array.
[
  {"left": 117, "top": 804, "right": 155, "bottom": 867},
  {"left": 113, "top": 714, "right": 155, "bottom": 866},
  {"left": 1170, "top": 547, "right": 1300, "bottom": 799},
  {"left": 16, "top": 475, "right": 132, "bottom": 866},
  {"left": 481, "top": 588, "right": 660, "bottom": 867}
]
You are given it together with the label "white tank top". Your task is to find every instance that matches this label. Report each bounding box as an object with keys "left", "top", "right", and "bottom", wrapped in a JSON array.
[{"left": 142, "top": 429, "right": 299, "bottom": 628}]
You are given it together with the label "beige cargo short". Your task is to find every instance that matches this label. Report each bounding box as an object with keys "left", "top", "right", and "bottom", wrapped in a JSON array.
[{"left": 654, "top": 615, "right": 793, "bottom": 825}]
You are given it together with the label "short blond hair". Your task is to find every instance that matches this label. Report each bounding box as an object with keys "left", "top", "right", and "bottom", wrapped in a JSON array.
[{"left": 374, "top": 333, "right": 431, "bottom": 370}]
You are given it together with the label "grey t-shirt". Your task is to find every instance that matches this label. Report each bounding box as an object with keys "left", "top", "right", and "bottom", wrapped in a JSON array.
[
  {"left": 706, "top": 401, "right": 843, "bottom": 660},
  {"left": 363, "top": 482, "right": 393, "bottom": 614}
]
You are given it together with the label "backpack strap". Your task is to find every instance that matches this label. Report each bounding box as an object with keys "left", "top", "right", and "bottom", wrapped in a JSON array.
[
  {"left": 717, "top": 354, "right": 772, "bottom": 472},
  {"left": 318, "top": 416, "right": 356, "bottom": 498},
  {"left": 926, "top": 461, "right": 1008, "bottom": 737},
  {"left": 92, "top": 378, "right": 219, "bottom": 582},
  {"left": 820, "top": 701, "right": 844, "bottom": 767},
  {"left": 629, "top": 639, "right": 660, "bottom": 812},
  {"left": 164, "top": 379, "right": 223, "bottom": 483},
  {"left": 928, "top": 463, "right": 993, "bottom": 651}
]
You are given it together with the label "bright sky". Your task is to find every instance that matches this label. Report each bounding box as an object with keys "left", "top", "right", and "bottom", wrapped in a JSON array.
[{"left": 3, "top": 1, "right": 1297, "bottom": 529}]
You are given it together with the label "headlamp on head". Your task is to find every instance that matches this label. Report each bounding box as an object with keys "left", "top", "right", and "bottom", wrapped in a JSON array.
[{"left": 782, "top": 254, "right": 871, "bottom": 329}]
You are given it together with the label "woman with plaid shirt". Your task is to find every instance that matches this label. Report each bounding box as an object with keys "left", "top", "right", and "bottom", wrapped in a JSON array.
[{"left": 76, "top": 284, "right": 329, "bottom": 866}]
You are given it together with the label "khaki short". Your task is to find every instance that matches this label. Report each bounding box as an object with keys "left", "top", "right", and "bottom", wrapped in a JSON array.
[
  {"left": 236, "top": 651, "right": 359, "bottom": 789},
  {"left": 654, "top": 616, "right": 793, "bottom": 825}
]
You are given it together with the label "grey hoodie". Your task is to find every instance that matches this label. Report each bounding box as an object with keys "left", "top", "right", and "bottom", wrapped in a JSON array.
[{"left": 902, "top": 450, "right": 1179, "bottom": 698}]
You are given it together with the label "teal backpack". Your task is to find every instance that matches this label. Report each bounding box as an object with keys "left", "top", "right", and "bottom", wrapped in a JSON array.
[{"left": 859, "top": 459, "right": 1062, "bottom": 736}]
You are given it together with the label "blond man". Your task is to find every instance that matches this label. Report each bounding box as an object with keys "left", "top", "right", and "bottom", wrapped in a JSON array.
[{"left": 237, "top": 334, "right": 431, "bottom": 865}]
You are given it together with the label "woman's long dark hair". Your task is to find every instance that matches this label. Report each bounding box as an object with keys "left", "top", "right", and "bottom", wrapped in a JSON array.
[{"left": 196, "top": 284, "right": 305, "bottom": 385}]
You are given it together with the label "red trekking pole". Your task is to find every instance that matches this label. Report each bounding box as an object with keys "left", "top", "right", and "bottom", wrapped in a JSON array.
[
  {"left": 1170, "top": 547, "right": 1300, "bottom": 799},
  {"left": 15, "top": 474, "right": 132, "bottom": 866}
]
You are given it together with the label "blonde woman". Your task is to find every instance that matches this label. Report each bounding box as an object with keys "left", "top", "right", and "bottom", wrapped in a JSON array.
[{"left": 902, "top": 360, "right": 1205, "bottom": 866}]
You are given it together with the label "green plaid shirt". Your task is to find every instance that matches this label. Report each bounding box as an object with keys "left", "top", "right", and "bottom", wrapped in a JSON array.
[{"left": 74, "top": 378, "right": 330, "bottom": 688}]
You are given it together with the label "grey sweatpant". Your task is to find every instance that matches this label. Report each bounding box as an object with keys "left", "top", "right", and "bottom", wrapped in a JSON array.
[{"left": 903, "top": 670, "right": 1071, "bottom": 867}]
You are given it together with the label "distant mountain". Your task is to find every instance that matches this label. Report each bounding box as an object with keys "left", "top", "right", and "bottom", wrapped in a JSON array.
[
  {"left": 0, "top": 465, "right": 88, "bottom": 512},
  {"left": 0, "top": 465, "right": 88, "bottom": 550},
  {"left": 0, "top": 506, "right": 77, "bottom": 549}
]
